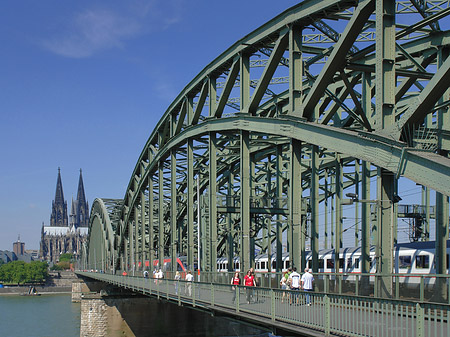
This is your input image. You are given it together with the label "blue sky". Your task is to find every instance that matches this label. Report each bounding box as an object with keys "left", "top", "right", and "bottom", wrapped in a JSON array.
[{"left": 0, "top": 1, "right": 301, "bottom": 250}]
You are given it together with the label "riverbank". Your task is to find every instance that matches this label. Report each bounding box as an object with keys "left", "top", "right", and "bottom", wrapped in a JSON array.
[{"left": 0, "top": 270, "right": 77, "bottom": 295}]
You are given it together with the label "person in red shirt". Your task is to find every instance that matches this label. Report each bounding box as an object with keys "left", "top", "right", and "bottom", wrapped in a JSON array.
[
  {"left": 230, "top": 272, "right": 241, "bottom": 303},
  {"left": 244, "top": 270, "right": 256, "bottom": 303}
]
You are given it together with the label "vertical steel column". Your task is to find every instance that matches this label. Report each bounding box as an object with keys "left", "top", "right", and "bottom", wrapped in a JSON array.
[
  {"left": 361, "top": 161, "right": 371, "bottom": 295},
  {"left": 171, "top": 148, "right": 177, "bottom": 273},
  {"left": 187, "top": 138, "right": 195, "bottom": 271},
  {"left": 324, "top": 169, "right": 329, "bottom": 249},
  {"left": 250, "top": 154, "right": 256, "bottom": 269},
  {"left": 354, "top": 160, "right": 360, "bottom": 246},
  {"left": 361, "top": 162, "right": 371, "bottom": 274},
  {"left": 240, "top": 130, "right": 251, "bottom": 273},
  {"left": 311, "top": 145, "right": 319, "bottom": 272},
  {"left": 134, "top": 207, "right": 139, "bottom": 271},
  {"left": 331, "top": 174, "right": 335, "bottom": 249},
  {"left": 148, "top": 175, "right": 155, "bottom": 270},
  {"left": 158, "top": 160, "right": 164, "bottom": 269},
  {"left": 266, "top": 160, "right": 272, "bottom": 271},
  {"left": 377, "top": 169, "right": 395, "bottom": 298},
  {"left": 289, "top": 139, "right": 302, "bottom": 270},
  {"left": 240, "top": 52, "right": 250, "bottom": 113},
  {"left": 422, "top": 186, "right": 430, "bottom": 240},
  {"left": 289, "top": 25, "right": 302, "bottom": 115},
  {"left": 435, "top": 192, "right": 449, "bottom": 301},
  {"left": 375, "top": 0, "right": 395, "bottom": 130},
  {"left": 209, "top": 132, "right": 218, "bottom": 272},
  {"left": 187, "top": 96, "right": 195, "bottom": 270},
  {"left": 276, "top": 145, "right": 283, "bottom": 272},
  {"left": 227, "top": 172, "right": 234, "bottom": 271},
  {"left": 334, "top": 155, "right": 343, "bottom": 271},
  {"left": 141, "top": 189, "right": 146, "bottom": 269}
]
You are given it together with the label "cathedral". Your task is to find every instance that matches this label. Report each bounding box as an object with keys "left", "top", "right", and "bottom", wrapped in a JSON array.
[{"left": 40, "top": 168, "right": 89, "bottom": 263}]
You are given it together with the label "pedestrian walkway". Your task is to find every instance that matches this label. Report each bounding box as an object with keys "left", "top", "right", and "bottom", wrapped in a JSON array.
[{"left": 77, "top": 271, "right": 450, "bottom": 337}]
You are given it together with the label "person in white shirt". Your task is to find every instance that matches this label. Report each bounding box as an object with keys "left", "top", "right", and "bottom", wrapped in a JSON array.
[
  {"left": 301, "top": 268, "right": 314, "bottom": 305},
  {"left": 185, "top": 270, "right": 194, "bottom": 296},
  {"left": 288, "top": 267, "right": 301, "bottom": 305}
]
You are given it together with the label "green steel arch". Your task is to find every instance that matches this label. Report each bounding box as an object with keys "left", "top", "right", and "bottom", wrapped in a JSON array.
[
  {"left": 84, "top": 0, "right": 450, "bottom": 298},
  {"left": 83, "top": 198, "right": 122, "bottom": 271}
]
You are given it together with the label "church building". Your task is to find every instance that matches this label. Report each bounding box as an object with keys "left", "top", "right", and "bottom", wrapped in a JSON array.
[{"left": 40, "top": 168, "right": 89, "bottom": 263}]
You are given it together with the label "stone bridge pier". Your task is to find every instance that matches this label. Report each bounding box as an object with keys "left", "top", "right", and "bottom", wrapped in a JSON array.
[{"left": 72, "top": 277, "right": 269, "bottom": 337}]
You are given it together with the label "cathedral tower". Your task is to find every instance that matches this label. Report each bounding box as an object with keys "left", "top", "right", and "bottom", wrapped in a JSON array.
[
  {"left": 50, "top": 167, "right": 68, "bottom": 227},
  {"left": 69, "top": 169, "right": 89, "bottom": 228}
]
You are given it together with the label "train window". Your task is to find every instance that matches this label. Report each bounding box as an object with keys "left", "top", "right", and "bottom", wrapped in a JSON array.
[
  {"left": 398, "top": 255, "right": 412, "bottom": 269},
  {"left": 339, "top": 258, "right": 344, "bottom": 270},
  {"left": 326, "top": 259, "right": 334, "bottom": 269},
  {"left": 285, "top": 260, "right": 290, "bottom": 269},
  {"left": 261, "top": 262, "right": 266, "bottom": 270},
  {"left": 416, "top": 255, "right": 429, "bottom": 269},
  {"left": 306, "top": 261, "right": 311, "bottom": 269},
  {"left": 354, "top": 258, "right": 360, "bottom": 269},
  {"left": 318, "top": 259, "right": 324, "bottom": 269},
  {"left": 272, "top": 261, "right": 276, "bottom": 269},
  {"left": 235, "top": 262, "right": 240, "bottom": 270},
  {"left": 346, "top": 259, "right": 352, "bottom": 270}
]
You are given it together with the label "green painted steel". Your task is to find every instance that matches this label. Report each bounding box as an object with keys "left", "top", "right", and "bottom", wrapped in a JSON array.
[
  {"left": 80, "top": 0, "right": 450, "bottom": 309},
  {"left": 78, "top": 271, "right": 450, "bottom": 337}
]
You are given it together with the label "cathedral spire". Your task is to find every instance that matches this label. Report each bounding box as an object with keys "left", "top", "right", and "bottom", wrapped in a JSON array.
[
  {"left": 50, "top": 168, "right": 68, "bottom": 227},
  {"left": 75, "top": 169, "right": 89, "bottom": 228},
  {"left": 54, "top": 167, "right": 65, "bottom": 206}
]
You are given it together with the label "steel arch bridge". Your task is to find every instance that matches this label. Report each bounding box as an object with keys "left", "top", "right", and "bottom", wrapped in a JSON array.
[{"left": 82, "top": 0, "right": 450, "bottom": 298}]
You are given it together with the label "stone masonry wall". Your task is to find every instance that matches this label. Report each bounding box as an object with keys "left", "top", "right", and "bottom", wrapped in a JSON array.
[{"left": 80, "top": 296, "right": 108, "bottom": 337}]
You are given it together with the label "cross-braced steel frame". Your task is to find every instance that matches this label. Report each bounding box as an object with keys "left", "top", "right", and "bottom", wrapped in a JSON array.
[{"left": 83, "top": 0, "right": 450, "bottom": 299}]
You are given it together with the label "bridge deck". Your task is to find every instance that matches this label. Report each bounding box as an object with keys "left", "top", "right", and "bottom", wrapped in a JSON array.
[{"left": 77, "top": 271, "right": 450, "bottom": 337}]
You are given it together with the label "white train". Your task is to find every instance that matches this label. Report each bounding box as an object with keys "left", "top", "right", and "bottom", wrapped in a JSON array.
[{"left": 217, "top": 240, "right": 450, "bottom": 287}]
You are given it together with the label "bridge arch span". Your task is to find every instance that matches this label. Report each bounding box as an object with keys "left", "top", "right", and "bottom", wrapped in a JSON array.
[{"left": 83, "top": 1, "right": 450, "bottom": 298}]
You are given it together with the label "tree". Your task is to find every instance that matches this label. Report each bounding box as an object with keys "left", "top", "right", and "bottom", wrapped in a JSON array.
[
  {"left": 0, "top": 260, "right": 48, "bottom": 284},
  {"left": 59, "top": 253, "right": 73, "bottom": 262}
]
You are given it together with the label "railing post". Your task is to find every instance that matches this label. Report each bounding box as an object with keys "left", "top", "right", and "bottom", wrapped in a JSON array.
[
  {"left": 395, "top": 275, "right": 399, "bottom": 299},
  {"left": 416, "top": 303, "right": 424, "bottom": 337},
  {"left": 236, "top": 286, "right": 240, "bottom": 313},
  {"left": 271, "top": 289, "right": 275, "bottom": 322},
  {"left": 355, "top": 274, "right": 359, "bottom": 296},
  {"left": 420, "top": 277, "right": 424, "bottom": 302},
  {"left": 166, "top": 279, "right": 169, "bottom": 300},
  {"left": 211, "top": 283, "right": 215, "bottom": 306},
  {"left": 325, "top": 294, "right": 330, "bottom": 335},
  {"left": 192, "top": 282, "right": 196, "bottom": 307}
]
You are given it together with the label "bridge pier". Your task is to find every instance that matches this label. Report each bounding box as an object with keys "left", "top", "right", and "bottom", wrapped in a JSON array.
[{"left": 74, "top": 277, "right": 272, "bottom": 337}]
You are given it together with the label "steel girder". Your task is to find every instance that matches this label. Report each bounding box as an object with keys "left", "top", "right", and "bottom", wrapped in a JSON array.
[
  {"left": 85, "top": 198, "right": 122, "bottom": 271},
  {"left": 82, "top": 1, "right": 450, "bottom": 297}
]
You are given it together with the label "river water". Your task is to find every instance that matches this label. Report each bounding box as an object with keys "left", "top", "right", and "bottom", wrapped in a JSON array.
[
  {"left": 0, "top": 293, "right": 280, "bottom": 337},
  {"left": 0, "top": 294, "right": 80, "bottom": 337}
]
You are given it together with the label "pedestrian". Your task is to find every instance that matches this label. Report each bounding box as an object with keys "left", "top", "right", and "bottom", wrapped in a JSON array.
[
  {"left": 174, "top": 271, "right": 181, "bottom": 295},
  {"left": 185, "top": 270, "right": 194, "bottom": 296},
  {"left": 157, "top": 269, "right": 164, "bottom": 284},
  {"left": 301, "top": 268, "right": 314, "bottom": 305},
  {"left": 143, "top": 270, "right": 149, "bottom": 286},
  {"left": 244, "top": 269, "right": 256, "bottom": 304},
  {"left": 230, "top": 272, "right": 241, "bottom": 303},
  {"left": 288, "top": 267, "right": 301, "bottom": 305},
  {"left": 280, "top": 274, "right": 287, "bottom": 303}
]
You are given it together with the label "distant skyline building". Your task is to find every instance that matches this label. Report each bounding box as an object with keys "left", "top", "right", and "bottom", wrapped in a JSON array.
[
  {"left": 13, "top": 235, "right": 25, "bottom": 256},
  {"left": 40, "top": 168, "right": 89, "bottom": 263}
]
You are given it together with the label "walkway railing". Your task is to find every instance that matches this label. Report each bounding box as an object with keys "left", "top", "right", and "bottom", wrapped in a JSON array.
[
  {"left": 144, "top": 270, "right": 450, "bottom": 304},
  {"left": 77, "top": 271, "right": 450, "bottom": 337}
]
